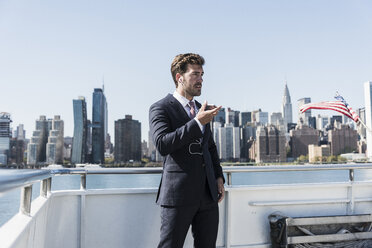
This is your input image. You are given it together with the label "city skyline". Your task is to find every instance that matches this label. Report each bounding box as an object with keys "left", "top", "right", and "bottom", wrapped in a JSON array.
[{"left": 1, "top": 1, "right": 372, "bottom": 141}]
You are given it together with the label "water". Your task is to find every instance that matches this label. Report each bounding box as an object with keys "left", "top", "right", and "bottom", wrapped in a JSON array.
[{"left": 1, "top": 169, "right": 372, "bottom": 227}]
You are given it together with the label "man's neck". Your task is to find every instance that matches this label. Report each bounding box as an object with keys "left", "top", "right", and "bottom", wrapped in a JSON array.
[{"left": 176, "top": 87, "right": 193, "bottom": 101}]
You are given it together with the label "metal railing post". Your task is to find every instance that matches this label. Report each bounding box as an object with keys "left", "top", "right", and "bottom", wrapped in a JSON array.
[
  {"left": 227, "top": 172, "right": 232, "bottom": 186},
  {"left": 81, "top": 173, "right": 87, "bottom": 190},
  {"left": 40, "top": 177, "right": 52, "bottom": 197},
  {"left": 20, "top": 185, "right": 32, "bottom": 215},
  {"left": 47, "top": 177, "right": 52, "bottom": 194},
  {"left": 347, "top": 169, "right": 355, "bottom": 215},
  {"left": 349, "top": 169, "right": 354, "bottom": 182}
]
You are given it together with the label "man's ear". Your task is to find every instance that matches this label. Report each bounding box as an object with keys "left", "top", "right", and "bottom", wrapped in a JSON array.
[{"left": 175, "top": 73, "right": 181, "bottom": 82}]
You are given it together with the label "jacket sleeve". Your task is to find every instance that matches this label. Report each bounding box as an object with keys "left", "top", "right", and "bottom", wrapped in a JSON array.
[
  {"left": 149, "top": 103, "right": 203, "bottom": 156},
  {"left": 208, "top": 134, "right": 225, "bottom": 182}
]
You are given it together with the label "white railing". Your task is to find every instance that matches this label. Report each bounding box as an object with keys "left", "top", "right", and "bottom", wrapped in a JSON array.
[
  {"left": 1, "top": 163, "right": 371, "bottom": 216},
  {"left": 1, "top": 163, "right": 372, "bottom": 248}
]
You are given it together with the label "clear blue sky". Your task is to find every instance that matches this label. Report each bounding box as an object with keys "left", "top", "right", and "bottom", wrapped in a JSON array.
[{"left": 1, "top": 0, "right": 372, "bottom": 142}]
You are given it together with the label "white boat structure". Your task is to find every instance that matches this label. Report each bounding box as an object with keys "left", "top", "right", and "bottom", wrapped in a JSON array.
[{"left": 1, "top": 164, "right": 372, "bottom": 248}]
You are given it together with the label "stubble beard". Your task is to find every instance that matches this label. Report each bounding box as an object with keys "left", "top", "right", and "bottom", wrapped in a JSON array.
[{"left": 186, "top": 88, "right": 201, "bottom": 98}]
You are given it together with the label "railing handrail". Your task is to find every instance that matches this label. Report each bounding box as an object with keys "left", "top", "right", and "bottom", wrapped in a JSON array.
[
  {"left": 1, "top": 163, "right": 372, "bottom": 194},
  {"left": 0, "top": 169, "right": 51, "bottom": 194},
  {"left": 50, "top": 163, "right": 372, "bottom": 175}
]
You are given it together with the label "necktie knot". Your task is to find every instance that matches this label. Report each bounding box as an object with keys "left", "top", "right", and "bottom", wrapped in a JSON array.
[{"left": 189, "top": 101, "right": 196, "bottom": 118}]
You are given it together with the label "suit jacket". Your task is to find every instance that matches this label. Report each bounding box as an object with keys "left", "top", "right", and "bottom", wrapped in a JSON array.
[{"left": 149, "top": 94, "right": 224, "bottom": 206}]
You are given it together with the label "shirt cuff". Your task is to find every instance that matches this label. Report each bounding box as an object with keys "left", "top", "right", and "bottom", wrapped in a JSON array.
[{"left": 194, "top": 118, "right": 204, "bottom": 132}]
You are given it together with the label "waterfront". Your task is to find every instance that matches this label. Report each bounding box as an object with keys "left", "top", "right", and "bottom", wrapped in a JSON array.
[{"left": 1, "top": 168, "right": 372, "bottom": 227}]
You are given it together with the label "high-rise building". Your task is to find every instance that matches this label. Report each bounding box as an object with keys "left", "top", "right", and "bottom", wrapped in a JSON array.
[
  {"left": 141, "top": 140, "right": 148, "bottom": 158},
  {"left": 255, "top": 111, "right": 269, "bottom": 125},
  {"left": 240, "top": 125, "right": 256, "bottom": 161},
  {"left": 46, "top": 116, "right": 64, "bottom": 164},
  {"left": 13, "top": 124, "right": 25, "bottom": 140},
  {"left": 27, "top": 116, "right": 49, "bottom": 165},
  {"left": 239, "top": 112, "right": 251, "bottom": 126},
  {"left": 270, "top": 112, "right": 285, "bottom": 131},
  {"left": 0, "top": 113, "right": 12, "bottom": 165},
  {"left": 308, "top": 116, "right": 317, "bottom": 129},
  {"left": 282, "top": 83, "right": 293, "bottom": 130},
  {"left": 255, "top": 125, "right": 286, "bottom": 163},
  {"left": 316, "top": 115, "right": 329, "bottom": 131},
  {"left": 105, "top": 133, "right": 113, "bottom": 155},
  {"left": 290, "top": 122, "right": 319, "bottom": 158},
  {"left": 365, "top": 81, "right": 372, "bottom": 159},
  {"left": 298, "top": 97, "right": 311, "bottom": 124},
  {"left": 216, "top": 123, "right": 240, "bottom": 161},
  {"left": 9, "top": 138, "right": 25, "bottom": 165},
  {"left": 71, "top": 97, "right": 88, "bottom": 164},
  {"left": 329, "top": 115, "right": 343, "bottom": 129},
  {"left": 214, "top": 108, "right": 226, "bottom": 126},
  {"left": 115, "top": 115, "right": 141, "bottom": 162},
  {"left": 328, "top": 123, "right": 358, "bottom": 156},
  {"left": 92, "top": 88, "right": 108, "bottom": 164},
  {"left": 225, "top": 108, "right": 239, "bottom": 127}
]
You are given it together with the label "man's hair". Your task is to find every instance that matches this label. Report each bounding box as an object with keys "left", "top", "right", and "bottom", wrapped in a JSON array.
[{"left": 171, "top": 53, "right": 205, "bottom": 87}]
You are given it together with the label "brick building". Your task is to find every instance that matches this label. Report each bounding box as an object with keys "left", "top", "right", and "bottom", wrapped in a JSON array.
[
  {"left": 290, "top": 123, "right": 319, "bottom": 158},
  {"left": 328, "top": 123, "right": 358, "bottom": 156}
]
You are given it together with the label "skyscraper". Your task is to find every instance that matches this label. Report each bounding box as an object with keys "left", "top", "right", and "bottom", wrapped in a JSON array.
[
  {"left": 225, "top": 108, "right": 239, "bottom": 127},
  {"left": 46, "top": 116, "right": 64, "bottom": 164},
  {"left": 364, "top": 81, "right": 372, "bottom": 159},
  {"left": 289, "top": 123, "right": 319, "bottom": 158},
  {"left": 328, "top": 123, "right": 358, "bottom": 156},
  {"left": 92, "top": 88, "right": 108, "bottom": 164},
  {"left": 214, "top": 108, "right": 226, "bottom": 126},
  {"left": 239, "top": 112, "right": 251, "bottom": 126},
  {"left": 27, "top": 115, "right": 49, "bottom": 165},
  {"left": 298, "top": 97, "right": 311, "bottom": 124},
  {"left": 255, "top": 125, "right": 286, "bottom": 163},
  {"left": 0, "top": 113, "right": 12, "bottom": 165},
  {"left": 71, "top": 97, "right": 88, "bottom": 164},
  {"left": 255, "top": 111, "right": 269, "bottom": 125},
  {"left": 282, "top": 83, "right": 293, "bottom": 130},
  {"left": 216, "top": 123, "right": 240, "bottom": 161},
  {"left": 115, "top": 115, "right": 141, "bottom": 162},
  {"left": 14, "top": 124, "right": 25, "bottom": 140}
]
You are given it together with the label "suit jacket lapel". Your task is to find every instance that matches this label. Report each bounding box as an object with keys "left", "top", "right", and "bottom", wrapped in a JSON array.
[{"left": 167, "top": 94, "right": 191, "bottom": 122}]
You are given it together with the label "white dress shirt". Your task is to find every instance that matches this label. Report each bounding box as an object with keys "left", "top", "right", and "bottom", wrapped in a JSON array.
[{"left": 173, "top": 91, "right": 204, "bottom": 133}]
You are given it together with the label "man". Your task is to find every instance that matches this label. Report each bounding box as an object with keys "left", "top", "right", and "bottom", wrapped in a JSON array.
[{"left": 149, "top": 53, "right": 225, "bottom": 248}]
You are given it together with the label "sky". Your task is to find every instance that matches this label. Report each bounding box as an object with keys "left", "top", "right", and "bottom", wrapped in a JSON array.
[{"left": 1, "top": 0, "right": 372, "bottom": 142}]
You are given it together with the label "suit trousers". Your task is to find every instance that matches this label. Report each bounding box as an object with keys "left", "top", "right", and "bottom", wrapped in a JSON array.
[{"left": 157, "top": 182, "right": 219, "bottom": 248}]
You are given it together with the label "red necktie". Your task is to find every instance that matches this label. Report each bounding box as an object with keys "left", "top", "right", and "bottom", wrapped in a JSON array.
[{"left": 189, "top": 101, "right": 196, "bottom": 118}]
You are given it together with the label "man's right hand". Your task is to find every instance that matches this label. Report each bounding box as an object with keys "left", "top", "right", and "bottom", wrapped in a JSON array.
[{"left": 196, "top": 101, "right": 222, "bottom": 125}]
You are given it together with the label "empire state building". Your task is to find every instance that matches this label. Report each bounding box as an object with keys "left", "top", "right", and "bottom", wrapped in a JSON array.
[{"left": 282, "top": 83, "right": 293, "bottom": 131}]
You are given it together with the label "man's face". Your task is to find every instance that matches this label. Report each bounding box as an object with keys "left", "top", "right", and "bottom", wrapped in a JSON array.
[{"left": 179, "top": 64, "right": 204, "bottom": 98}]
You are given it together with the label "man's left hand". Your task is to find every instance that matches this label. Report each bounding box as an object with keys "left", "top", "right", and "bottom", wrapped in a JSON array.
[{"left": 217, "top": 177, "right": 225, "bottom": 203}]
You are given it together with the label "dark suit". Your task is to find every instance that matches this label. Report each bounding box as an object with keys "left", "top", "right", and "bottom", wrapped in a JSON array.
[{"left": 149, "top": 94, "right": 224, "bottom": 248}]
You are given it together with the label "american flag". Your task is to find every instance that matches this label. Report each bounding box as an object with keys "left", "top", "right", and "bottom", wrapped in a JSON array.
[{"left": 299, "top": 93, "right": 360, "bottom": 123}]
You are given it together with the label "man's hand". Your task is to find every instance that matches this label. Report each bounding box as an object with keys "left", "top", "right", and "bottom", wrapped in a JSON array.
[
  {"left": 217, "top": 177, "right": 225, "bottom": 203},
  {"left": 196, "top": 101, "right": 222, "bottom": 125}
]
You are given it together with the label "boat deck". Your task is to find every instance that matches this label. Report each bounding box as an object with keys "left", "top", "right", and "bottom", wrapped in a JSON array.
[{"left": 1, "top": 164, "right": 372, "bottom": 248}]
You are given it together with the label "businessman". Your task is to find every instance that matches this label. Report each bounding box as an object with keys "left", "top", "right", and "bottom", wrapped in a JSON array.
[{"left": 149, "top": 53, "right": 225, "bottom": 248}]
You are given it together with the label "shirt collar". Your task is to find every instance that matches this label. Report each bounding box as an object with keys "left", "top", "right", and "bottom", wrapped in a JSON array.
[{"left": 173, "top": 90, "right": 195, "bottom": 108}]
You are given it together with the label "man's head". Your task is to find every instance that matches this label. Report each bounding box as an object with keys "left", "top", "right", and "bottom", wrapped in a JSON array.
[{"left": 171, "top": 53, "right": 205, "bottom": 100}]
